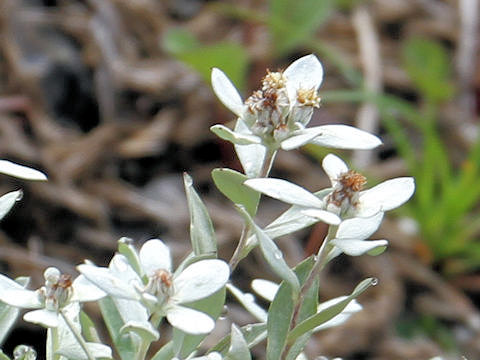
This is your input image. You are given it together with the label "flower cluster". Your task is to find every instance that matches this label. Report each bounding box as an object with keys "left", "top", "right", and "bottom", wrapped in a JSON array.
[
  {"left": 0, "top": 54, "right": 420, "bottom": 360},
  {"left": 78, "top": 238, "right": 230, "bottom": 335}
]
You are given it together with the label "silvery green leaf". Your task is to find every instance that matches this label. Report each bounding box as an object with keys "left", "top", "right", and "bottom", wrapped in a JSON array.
[
  {"left": 280, "top": 127, "right": 325, "bottom": 151},
  {"left": 233, "top": 120, "right": 266, "bottom": 178},
  {"left": 314, "top": 298, "right": 362, "bottom": 331},
  {"left": 330, "top": 239, "right": 388, "bottom": 256},
  {"left": 226, "top": 324, "right": 251, "bottom": 360},
  {"left": 0, "top": 301, "right": 20, "bottom": 345},
  {"left": 288, "top": 278, "right": 376, "bottom": 342},
  {"left": 244, "top": 178, "right": 324, "bottom": 208},
  {"left": 237, "top": 206, "right": 299, "bottom": 292},
  {"left": 0, "top": 190, "right": 22, "bottom": 221},
  {"left": 120, "top": 321, "right": 159, "bottom": 343},
  {"left": 211, "top": 125, "right": 261, "bottom": 145},
  {"left": 0, "top": 161, "right": 47, "bottom": 181},
  {"left": 251, "top": 279, "right": 278, "bottom": 302},
  {"left": 117, "top": 237, "right": 143, "bottom": 278},
  {"left": 173, "top": 287, "right": 226, "bottom": 358},
  {"left": 0, "top": 349, "right": 11, "bottom": 360},
  {"left": 183, "top": 173, "right": 217, "bottom": 256},
  {"left": 150, "top": 342, "right": 175, "bottom": 360},
  {"left": 209, "top": 323, "right": 267, "bottom": 355},
  {"left": 98, "top": 297, "right": 139, "bottom": 360},
  {"left": 212, "top": 168, "right": 260, "bottom": 216},
  {"left": 266, "top": 278, "right": 295, "bottom": 360},
  {"left": 308, "top": 125, "right": 382, "bottom": 149},
  {"left": 227, "top": 283, "right": 267, "bottom": 322}
]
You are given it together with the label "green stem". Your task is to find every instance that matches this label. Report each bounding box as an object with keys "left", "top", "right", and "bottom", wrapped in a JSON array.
[
  {"left": 229, "top": 225, "right": 249, "bottom": 271},
  {"left": 260, "top": 148, "right": 277, "bottom": 178},
  {"left": 280, "top": 226, "right": 337, "bottom": 360},
  {"left": 60, "top": 310, "right": 96, "bottom": 360}
]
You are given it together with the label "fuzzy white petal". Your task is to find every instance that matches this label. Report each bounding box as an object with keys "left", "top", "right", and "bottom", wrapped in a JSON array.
[
  {"left": 0, "top": 289, "right": 42, "bottom": 308},
  {"left": 310, "top": 125, "right": 382, "bottom": 149},
  {"left": 0, "top": 273, "right": 24, "bottom": 291},
  {"left": 0, "top": 160, "right": 47, "bottom": 181},
  {"left": 336, "top": 212, "right": 384, "bottom": 240},
  {"left": 251, "top": 279, "right": 279, "bottom": 302},
  {"left": 284, "top": 54, "right": 323, "bottom": 104},
  {"left": 234, "top": 120, "right": 266, "bottom": 178},
  {"left": 166, "top": 305, "right": 215, "bottom": 334},
  {"left": 174, "top": 260, "right": 229, "bottom": 303},
  {"left": 322, "top": 154, "right": 349, "bottom": 184},
  {"left": 0, "top": 190, "right": 23, "bottom": 220},
  {"left": 77, "top": 264, "right": 139, "bottom": 300},
  {"left": 359, "top": 177, "right": 415, "bottom": 212},
  {"left": 24, "top": 309, "right": 59, "bottom": 327},
  {"left": 280, "top": 127, "right": 325, "bottom": 150},
  {"left": 330, "top": 239, "right": 388, "bottom": 256},
  {"left": 211, "top": 68, "right": 245, "bottom": 117},
  {"left": 300, "top": 209, "right": 341, "bottom": 225},
  {"left": 71, "top": 275, "right": 106, "bottom": 302},
  {"left": 244, "top": 178, "right": 324, "bottom": 208},
  {"left": 139, "top": 239, "right": 172, "bottom": 275}
]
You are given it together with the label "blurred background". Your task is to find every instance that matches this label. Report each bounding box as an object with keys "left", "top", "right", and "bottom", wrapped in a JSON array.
[{"left": 0, "top": 0, "right": 479, "bottom": 359}]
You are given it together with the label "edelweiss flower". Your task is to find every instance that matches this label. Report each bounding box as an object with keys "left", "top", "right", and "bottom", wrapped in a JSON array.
[
  {"left": 78, "top": 239, "right": 230, "bottom": 335},
  {"left": 211, "top": 54, "right": 382, "bottom": 152},
  {"left": 245, "top": 154, "right": 415, "bottom": 222},
  {"left": 319, "top": 154, "right": 415, "bottom": 218},
  {"left": 0, "top": 267, "right": 105, "bottom": 328}
]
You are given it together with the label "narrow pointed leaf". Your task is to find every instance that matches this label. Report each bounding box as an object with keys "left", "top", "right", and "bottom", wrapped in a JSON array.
[
  {"left": 212, "top": 168, "right": 260, "bottom": 216},
  {"left": 237, "top": 206, "right": 299, "bottom": 292},
  {"left": 227, "top": 324, "right": 252, "bottom": 360},
  {"left": 209, "top": 323, "right": 267, "bottom": 355},
  {"left": 183, "top": 173, "right": 217, "bottom": 256},
  {"left": 287, "top": 278, "right": 375, "bottom": 342},
  {"left": 211, "top": 125, "right": 261, "bottom": 145}
]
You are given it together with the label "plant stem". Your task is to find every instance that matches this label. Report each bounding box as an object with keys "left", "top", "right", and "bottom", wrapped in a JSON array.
[
  {"left": 281, "top": 226, "right": 337, "bottom": 360},
  {"left": 229, "top": 148, "right": 277, "bottom": 271},
  {"left": 60, "top": 310, "right": 96, "bottom": 360},
  {"left": 229, "top": 225, "right": 249, "bottom": 271}
]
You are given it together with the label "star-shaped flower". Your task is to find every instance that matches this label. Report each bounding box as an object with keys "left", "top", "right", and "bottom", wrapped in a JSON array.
[
  {"left": 78, "top": 239, "right": 230, "bottom": 335},
  {"left": 211, "top": 54, "right": 382, "bottom": 153},
  {"left": 0, "top": 267, "right": 105, "bottom": 328}
]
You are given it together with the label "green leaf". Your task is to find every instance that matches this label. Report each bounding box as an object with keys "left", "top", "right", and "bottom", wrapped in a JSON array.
[
  {"left": 183, "top": 173, "right": 217, "bottom": 257},
  {"left": 266, "top": 276, "right": 295, "bottom": 360},
  {"left": 117, "top": 238, "right": 143, "bottom": 279},
  {"left": 174, "top": 288, "right": 226, "bottom": 358},
  {"left": 98, "top": 297, "right": 137, "bottom": 360},
  {"left": 79, "top": 311, "right": 101, "bottom": 344},
  {"left": 403, "top": 37, "right": 453, "bottom": 102},
  {"left": 209, "top": 323, "right": 267, "bottom": 355},
  {"left": 164, "top": 29, "right": 248, "bottom": 91},
  {"left": 212, "top": 168, "right": 261, "bottom": 216},
  {"left": 269, "top": 0, "right": 332, "bottom": 54},
  {"left": 150, "top": 342, "right": 175, "bottom": 360},
  {"left": 287, "top": 278, "right": 376, "bottom": 343},
  {"left": 0, "top": 349, "right": 11, "bottom": 360},
  {"left": 226, "top": 324, "right": 252, "bottom": 360},
  {"left": 236, "top": 206, "right": 300, "bottom": 292}
]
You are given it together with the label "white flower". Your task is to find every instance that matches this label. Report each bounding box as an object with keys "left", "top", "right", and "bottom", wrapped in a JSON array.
[
  {"left": 211, "top": 54, "right": 381, "bottom": 151},
  {"left": 78, "top": 239, "right": 230, "bottom": 335},
  {"left": 245, "top": 154, "right": 415, "bottom": 221},
  {"left": 319, "top": 154, "right": 415, "bottom": 218},
  {"left": 0, "top": 267, "right": 105, "bottom": 328}
]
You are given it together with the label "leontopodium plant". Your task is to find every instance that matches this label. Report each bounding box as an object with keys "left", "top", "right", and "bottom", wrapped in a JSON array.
[
  {"left": 0, "top": 55, "right": 422, "bottom": 360},
  {"left": 211, "top": 54, "right": 382, "bottom": 177},
  {"left": 78, "top": 238, "right": 230, "bottom": 335}
]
